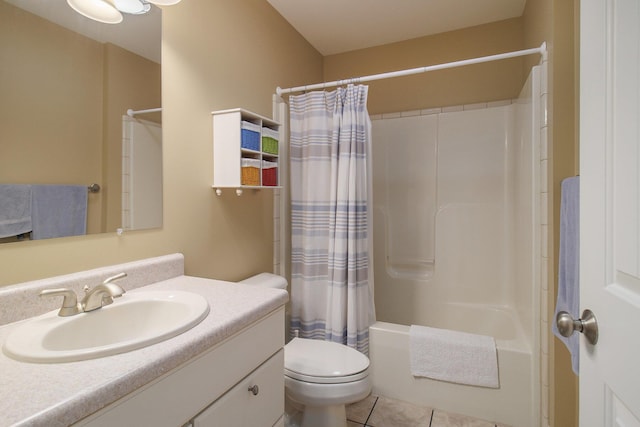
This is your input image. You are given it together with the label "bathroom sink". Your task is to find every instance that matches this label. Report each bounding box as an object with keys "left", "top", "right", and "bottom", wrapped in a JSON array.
[{"left": 2, "top": 290, "right": 210, "bottom": 363}]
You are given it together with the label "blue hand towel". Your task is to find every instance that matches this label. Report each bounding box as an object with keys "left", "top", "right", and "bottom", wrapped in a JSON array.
[
  {"left": 0, "top": 184, "right": 33, "bottom": 238},
  {"left": 552, "top": 176, "right": 580, "bottom": 375},
  {"left": 31, "top": 185, "right": 87, "bottom": 240}
]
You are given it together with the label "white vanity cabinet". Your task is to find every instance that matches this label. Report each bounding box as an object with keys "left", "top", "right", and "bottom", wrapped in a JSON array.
[
  {"left": 76, "top": 308, "right": 285, "bottom": 427},
  {"left": 212, "top": 108, "right": 281, "bottom": 195},
  {"left": 189, "top": 350, "right": 283, "bottom": 427}
]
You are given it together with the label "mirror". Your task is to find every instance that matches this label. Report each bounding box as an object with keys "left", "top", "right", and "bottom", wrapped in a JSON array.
[{"left": 0, "top": 0, "right": 162, "bottom": 243}]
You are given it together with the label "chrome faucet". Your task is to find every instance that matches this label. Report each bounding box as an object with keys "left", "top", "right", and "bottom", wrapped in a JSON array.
[{"left": 81, "top": 272, "right": 127, "bottom": 312}]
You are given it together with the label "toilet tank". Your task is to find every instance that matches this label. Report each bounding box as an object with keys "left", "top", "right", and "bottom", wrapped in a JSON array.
[
  {"left": 239, "top": 273, "right": 291, "bottom": 342},
  {"left": 239, "top": 273, "right": 288, "bottom": 290}
]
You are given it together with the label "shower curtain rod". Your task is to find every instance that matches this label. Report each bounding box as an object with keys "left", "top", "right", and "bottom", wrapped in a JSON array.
[
  {"left": 127, "top": 107, "right": 162, "bottom": 117},
  {"left": 276, "top": 43, "right": 547, "bottom": 96}
]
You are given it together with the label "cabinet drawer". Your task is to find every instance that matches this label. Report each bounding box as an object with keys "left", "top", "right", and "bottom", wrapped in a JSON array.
[{"left": 192, "top": 349, "right": 284, "bottom": 427}]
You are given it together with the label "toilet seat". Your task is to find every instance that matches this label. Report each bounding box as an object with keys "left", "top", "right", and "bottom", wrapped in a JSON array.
[
  {"left": 285, "top": 368, "right": 369, "bottom": 384},
  {"left": 284, "top": 338, "right": 369, "bottom": 384}
]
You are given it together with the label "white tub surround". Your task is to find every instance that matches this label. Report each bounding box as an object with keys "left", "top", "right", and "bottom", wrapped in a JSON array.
[
  {"left": 368, "top": 64, "right": 544, "bottom": 427},
  {"left": 0, "top": 254, "right": 288, "bottom": 427}
]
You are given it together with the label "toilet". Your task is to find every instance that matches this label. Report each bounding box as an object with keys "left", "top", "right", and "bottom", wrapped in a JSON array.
[{"left": 240, "top": 273, "right": 371, "bottom": 427}]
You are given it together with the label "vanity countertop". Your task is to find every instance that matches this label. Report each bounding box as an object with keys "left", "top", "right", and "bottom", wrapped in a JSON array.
[{"left": 0, "top": 275, "right": 288, "bottom": 427}]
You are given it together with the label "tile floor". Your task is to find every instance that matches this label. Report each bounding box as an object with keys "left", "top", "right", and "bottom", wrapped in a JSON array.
[{"left": 345, "top": 394, "right": 512, "bottom": 427}]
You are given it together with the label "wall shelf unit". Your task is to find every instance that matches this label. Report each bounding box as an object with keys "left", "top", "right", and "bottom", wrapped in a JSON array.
[{"left": 212, "top": 108, "right": 281, "bottom": 196}]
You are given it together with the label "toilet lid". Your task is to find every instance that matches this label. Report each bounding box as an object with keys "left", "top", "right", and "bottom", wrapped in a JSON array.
[{"left": 284, "top": 338, "right": 369, "bottom": 384}]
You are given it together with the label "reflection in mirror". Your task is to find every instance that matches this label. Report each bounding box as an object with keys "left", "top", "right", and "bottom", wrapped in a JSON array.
[{"left": 0, "top": 0, "right": 162, "bottom": 244}]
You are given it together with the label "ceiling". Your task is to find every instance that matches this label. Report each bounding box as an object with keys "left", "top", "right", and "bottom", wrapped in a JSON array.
[
  {"left": 266, "top": 0, "right": 527, "bottom": 56},
  {"left": 8, "top": 0, "right": 527, "bottom": 63}
]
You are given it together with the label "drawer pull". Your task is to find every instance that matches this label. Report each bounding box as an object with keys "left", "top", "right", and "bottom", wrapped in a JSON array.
[{"left": 248, "top": 385, "right": 259, "bottom": 396}]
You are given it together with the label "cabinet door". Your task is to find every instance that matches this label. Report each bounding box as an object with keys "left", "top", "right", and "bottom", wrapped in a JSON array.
[{"left": 192, "top": 349, "right": 284, "bottom": 427}]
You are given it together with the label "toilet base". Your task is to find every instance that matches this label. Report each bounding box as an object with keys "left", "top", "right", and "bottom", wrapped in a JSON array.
[
  {"left": 285, "top": 396, "right": 349, "bottom": 427},
  {"left": 284, "top": 372, "right": 371, "bottom": 427},
  {"left": 301, "top": 404, "right": 347, "bottom": 427}
]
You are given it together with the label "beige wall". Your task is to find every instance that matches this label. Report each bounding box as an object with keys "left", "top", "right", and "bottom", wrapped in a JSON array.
[
  {"left": 324, "top": 18, "right": 525, "bottom": 114},
  {"left": 0, "top": 0, "right": 322, "bottom": 286},
  {"left": 552, "top": 1, "right": 580, "bottom": 425}
]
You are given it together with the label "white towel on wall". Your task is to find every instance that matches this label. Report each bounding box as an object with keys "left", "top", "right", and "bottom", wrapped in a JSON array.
[{"left": 409, "top": 325, "right": 499, "bottom": 389}]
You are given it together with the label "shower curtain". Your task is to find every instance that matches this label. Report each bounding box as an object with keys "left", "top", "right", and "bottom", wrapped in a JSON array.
[{"left": 289, "top": 84, "right": 375, "bottom": 354}]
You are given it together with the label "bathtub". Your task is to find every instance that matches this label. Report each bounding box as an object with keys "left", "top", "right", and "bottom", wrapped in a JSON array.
[{"left": 369, "top": 304, "right": 537, "bottom": 427}]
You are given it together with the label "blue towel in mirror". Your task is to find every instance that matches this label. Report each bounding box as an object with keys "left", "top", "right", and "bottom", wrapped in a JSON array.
[{"left": 31, "top": 185, "right": 87, "bottom": 240}]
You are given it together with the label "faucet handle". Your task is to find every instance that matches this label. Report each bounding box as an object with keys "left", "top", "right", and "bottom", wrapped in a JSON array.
[
  {"left": 83, "top": 272, "right": 128, "bottom": 294},
  {"left": 81, "top": 272, "right": 127, "bottom": 312},
  {"left": 39, "top": 288, "right": 82, "bottom": 317},
  {"left": 100, "top": 272, "right": 127, "bottom": 306},
  {"left": 103, "top": 272, "right": 127, "bottom": 286}
]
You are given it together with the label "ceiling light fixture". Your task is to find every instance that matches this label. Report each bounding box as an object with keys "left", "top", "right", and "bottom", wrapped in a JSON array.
[
  {"left": 67, "top": 0, "right": 123, "bottom": 24},
  {"left": 146, "top": 0, "right": 181, "bottom": 5},
  {"left": 66, "top": 0, "right": 180, "bottom": 24},
  {"left": 114, "top": 0, "right": 149, "bottom": 14}
]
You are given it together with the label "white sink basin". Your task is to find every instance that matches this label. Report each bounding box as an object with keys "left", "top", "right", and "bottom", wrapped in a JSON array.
[{"left": 2, "top": 290, "right": 209, "bottom": 363}]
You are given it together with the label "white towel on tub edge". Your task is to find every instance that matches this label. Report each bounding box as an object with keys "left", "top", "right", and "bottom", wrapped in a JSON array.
[{"left": 409, "top": 324, "right": 499, "bottom": 388}]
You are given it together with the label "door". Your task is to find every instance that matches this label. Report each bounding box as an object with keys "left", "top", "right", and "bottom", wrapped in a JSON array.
[{"left": 580, "top": 0, "right": 640, "bottom": 424}]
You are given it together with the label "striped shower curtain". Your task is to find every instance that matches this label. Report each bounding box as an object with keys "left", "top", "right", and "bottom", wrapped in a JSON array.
[{"left": 289, "top": 84, "right": 375, "bottom": 354}]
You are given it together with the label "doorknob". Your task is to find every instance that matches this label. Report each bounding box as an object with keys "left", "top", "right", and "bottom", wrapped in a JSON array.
[{"left": 556, "top": 309, "right": 598, "bottom": 345}]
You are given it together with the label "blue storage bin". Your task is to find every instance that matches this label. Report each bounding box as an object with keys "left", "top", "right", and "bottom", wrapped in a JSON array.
[{"left": 241, "top": 121, "right": 261, "bottom": 151}]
